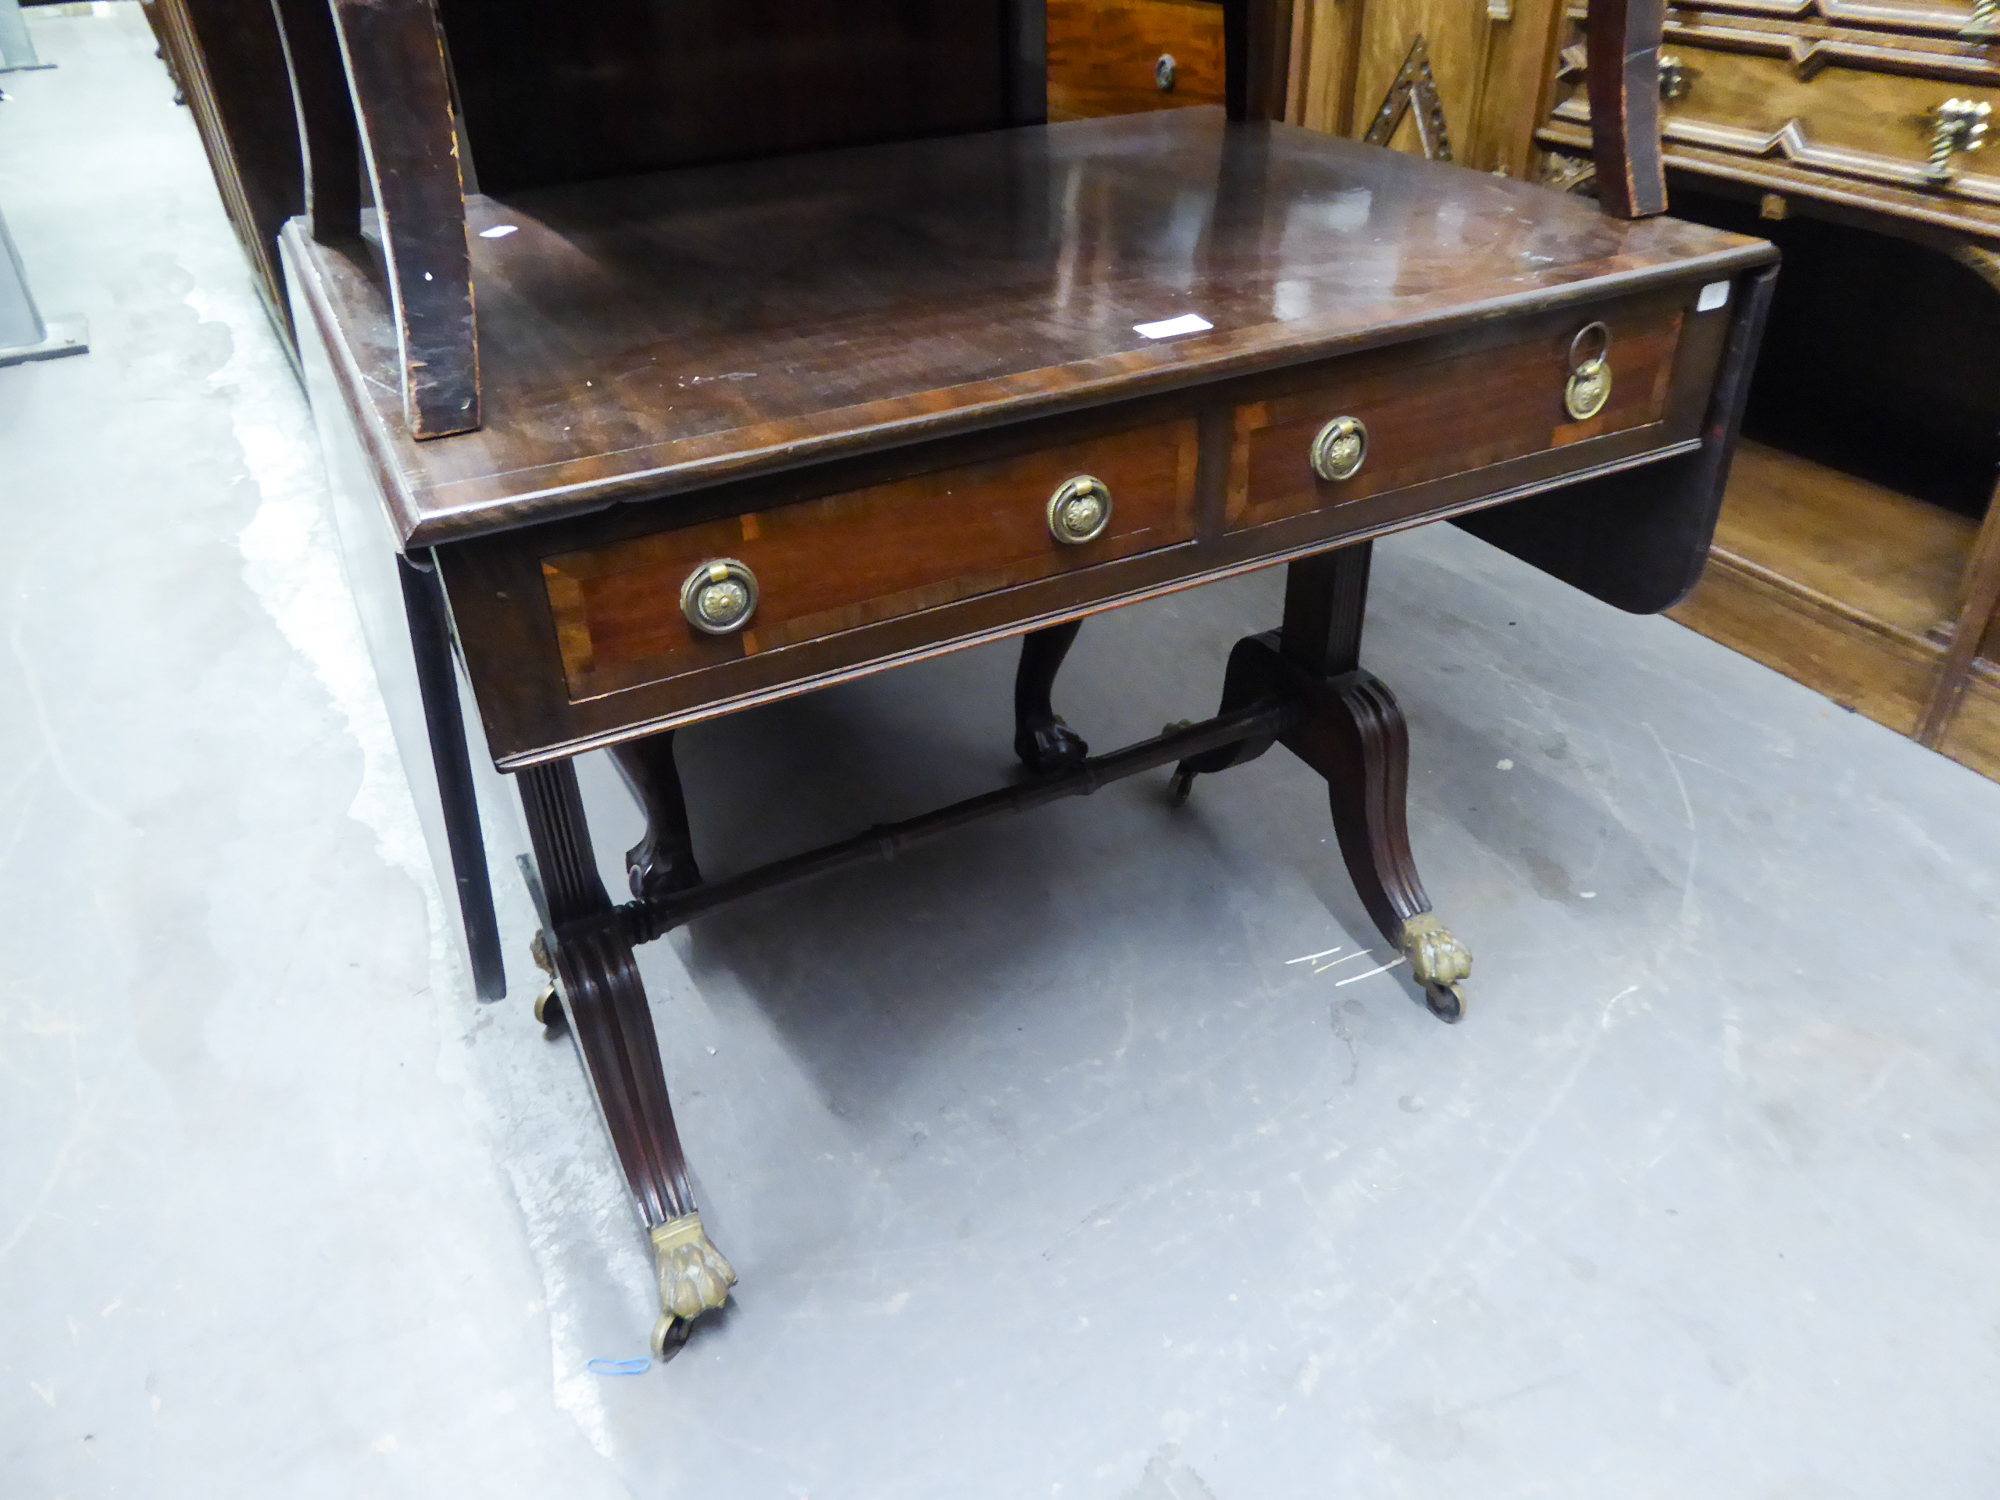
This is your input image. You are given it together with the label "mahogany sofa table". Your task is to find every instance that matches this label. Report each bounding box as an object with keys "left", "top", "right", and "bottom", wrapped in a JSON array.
[{"left": 284, "top": 105, "right": 1773, "bottom": 1356}]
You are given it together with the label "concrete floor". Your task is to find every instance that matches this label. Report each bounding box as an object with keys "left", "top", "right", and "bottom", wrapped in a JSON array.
[{"left": 6, "top": 8, "right": 2000, "bottom": 1497}]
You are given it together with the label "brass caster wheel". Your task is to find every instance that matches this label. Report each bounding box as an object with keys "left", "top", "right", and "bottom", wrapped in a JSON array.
[
  {"left": 534, "top": 985, "right": 567, "bottom": 1035},
  {"left": 1424, "top": 982, "right": 1466, "bottom": 1024},
  {"left": 1167, "top": 767, "right": 1196, "bottom": 807},
  {"left": 651, "top": 1313, "right": 693, "bottom": 1363}
]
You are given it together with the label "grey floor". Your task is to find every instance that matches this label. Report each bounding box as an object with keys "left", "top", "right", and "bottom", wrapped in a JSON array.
[{"left": 6, "top": 9, "right": 2000, "bottom": 1498}]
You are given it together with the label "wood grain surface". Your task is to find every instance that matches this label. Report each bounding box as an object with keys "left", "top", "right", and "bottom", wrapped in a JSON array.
[
  {"left": 1938, "top": 662, "right": 2000, "bottom": 779},
  {"left": 544, "top": 421, "right": 1200, "bottom": 699},
  {"left": 326, "top": 0, "right": 480, "bottom": 438},
  {"left": 1588, "top": 0, "right": 1670, "bottom": 215},
  {"left": 142, "top": 0, "right": 303, "bottom": 337},
  {"left": 1710, "top": 439, "right": 1976, "bottom": 639},
  {"left": 1668, "top": 549, "right": 1942, "bottom": 732},
  {"left": 1540, "top": 1, "right": 2000, "bottom": 235},
  {"left": 287, "top": 109, "right": 1769, "bottom": 547},
  {"left": 1227, "top": 290, "right": 1684, "bottom": 530},
  {"left": 429, "top": 266, "right": 1751, "bottom": 765},
  {"left": 431, "top": 0, "right": 1033, "bottom": 193},
  {"left": 1048, "top": 0, "right": 1225, "bottom": 119}
]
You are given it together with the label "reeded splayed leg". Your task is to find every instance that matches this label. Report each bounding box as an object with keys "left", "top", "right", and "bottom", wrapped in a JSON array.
[
  {"left": 1177, "top": 543, "right": 1471, "bottom": 1020},
  {"left": 1014, "top": 619, "right": 1089, "bottom": 773},
  {"left": 517, "top": 759, "right": 734, "bottom": 1357},
  {"left": 610, "top": 729, "right": 702, "bottom": 900},
  {"left": 1282, "top": 544, "right": 1470, "bottom": 1019},
  {"left": 1294, "top": 668, "right": 1472, "bottom": 1021}
]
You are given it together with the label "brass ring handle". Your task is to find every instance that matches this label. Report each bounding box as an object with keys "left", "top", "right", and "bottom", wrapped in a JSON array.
[
  {"left": 1048, "top": 475, "right": 1113, "bottom": 545},
  {"left": 679, "top": 558, "right": 759, "bottom": 635},
  {"left": 1309, "top": 415, "right": 1368, "bottom": 482},
  {"left": 1568, "top": 321, "right": 1611, "bottom": 371},
  {"left": 1565, "top": 321, "right": 1613, "bottom": 420},
  {"left": 1155, "top": 53, "right": 1177, "bottom": 92}
]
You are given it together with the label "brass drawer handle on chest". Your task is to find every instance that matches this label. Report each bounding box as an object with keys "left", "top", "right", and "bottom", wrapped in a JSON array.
[
  {"left": 1926, "top": 99, "right": 1991, "bottom": 184},
  {"left": 1155, "top": 54, "right": 1177, "bottom": 93},
  {"left": 1565, "top": 321, "right": 1613, "bottom": 421},
  {"left": 680, "top": 558, "right": 759, "bottom": 635},
  {"left": 1309, "top": 415, "right": 1368, "bottom": 482},
  {"left": 1048, "top": 474, "right": 1114, "bottom": 544},
  {"left": 1657, "top": 55, "right": 1694, "bottom": 104}
]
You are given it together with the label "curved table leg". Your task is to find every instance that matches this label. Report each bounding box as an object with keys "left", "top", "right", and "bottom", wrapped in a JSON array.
[
  {"left": 610, "top": 730, "right": 703, "bottom": 901},
  {"left": 1177, "top": 542, "right": 1473, "bottom": 1020},
  {"left": 518, "top": 760, "right": 734, "bottom": 1356},
  {"left": 1297, "top": 669, "right": 1473, "bottom": 1022},
  {"left": 1014, "top": 620, "right": 1089, "bottom": 773}
]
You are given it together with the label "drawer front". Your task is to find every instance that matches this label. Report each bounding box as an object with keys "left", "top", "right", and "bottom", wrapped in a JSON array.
[
  {"left": 542, "top": 421, "right": 1199, "bottom": 700},
  {"left": 1225, "top": 297, "right": 1686, "bottom": 533},
  {"left": 1549, "top": 13, "right": 2000, "bottom": 208},
  {"left": 1668, "top": 0, "right": 1992, "bottom": 46},
  {"left": 1047, "top": 0, "right": 1225, "bottom": 120}
]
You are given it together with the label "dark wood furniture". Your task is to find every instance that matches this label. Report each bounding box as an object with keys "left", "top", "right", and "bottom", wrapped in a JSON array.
[
  {"left": 1535, "top": 0, "right": 2000, "bottom": 783},
  {"left": 139, "top": 0, "right": 303, "bottom": 348},
  {"left": 273, "top": 0, "right": 1773, "bottom": 1358},
  {"left": 1048, "top": 0, "right": 1227, "bottom": 120}
]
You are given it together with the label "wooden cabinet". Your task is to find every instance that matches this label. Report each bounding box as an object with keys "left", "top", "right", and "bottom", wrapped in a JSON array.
[
  {"left": 1287, "top": 0, "right": 1571, "bottom": 176},
  {"left": 1047, "top": 0, "right": 1227, "bottom": 118},
  {"left": 1048, "top": 0, "right": 1573, "bottom": 177},
  {"left": 140, "top": 0, "right": 302, "bottom": 348},
  {"left": 1541, "top": 2, "right": 2000, "bottom": 233},
  {"left": 1535, "top": 0, "right": 2000, "bottom": 786}
]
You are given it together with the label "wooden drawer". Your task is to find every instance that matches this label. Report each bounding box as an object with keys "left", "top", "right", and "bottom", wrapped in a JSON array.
[
  {"left": 1670, "top": 0, "right": 1992, "bottom": 46},
  {"left": 1047, "top": 0, "right": 1225, "bottom": 120},
  {"left": 540, "top": 421, "right": 1199, "bottom": 700},
  {"left": 1225, "top": 296, "right": 1687, "bottom": 533},
  {"left": 1548, "top": 10, "right": 2000, "bottom": 211}
]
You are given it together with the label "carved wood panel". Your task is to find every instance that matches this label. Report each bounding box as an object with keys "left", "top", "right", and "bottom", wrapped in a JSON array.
[
  {"left": 1549, "top": 10, "right": 2000, "bottom": 206},
  {"left": 1288, "top": 0, "right": 1571, "bottom": 176}
]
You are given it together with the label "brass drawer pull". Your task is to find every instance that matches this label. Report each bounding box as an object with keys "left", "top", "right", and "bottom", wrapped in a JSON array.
[
  {"left": 1927, "top": 98, "right": 1991, "bottom": 183},
  {"left": 1309, "top": 415, "right": 1368, "bottom": 481},
  {"left": 1565, "top": 320, "right": 1612, "bottom": 420},
  {"left": 1658, "top": 54, "right": 1694, "bottom": 103},
  {"left": 1048, "top": 475, "right": 1113, "bottom": 545},
  {"left": 680, "top": 558, "right": 758, "bottom": 634},
  {"left": 1155, "top": 54, "right": 1177, "bottom": 92}
]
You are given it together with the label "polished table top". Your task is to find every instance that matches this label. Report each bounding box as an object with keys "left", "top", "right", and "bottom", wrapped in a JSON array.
[{"left": 285, "top": 108, "right": 1770, "bottom": 547}]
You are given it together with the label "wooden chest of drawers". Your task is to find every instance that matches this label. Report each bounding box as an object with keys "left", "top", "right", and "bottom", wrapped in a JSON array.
[
  {"left": 1047, "top": 0, "right": 1226, "bottom": 119},
  {"left": 1539, "top": 0, "right": 2000, "bottom": 239},
  {"left": 1535, "top": 0, "right": 2000, "bottom": 789}
]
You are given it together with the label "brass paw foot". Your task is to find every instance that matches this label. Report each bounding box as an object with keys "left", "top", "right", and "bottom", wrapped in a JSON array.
[
  {"left": 651, "top": 1212, "right": 735, "bottom": 1348},
  {"left": 1398, "top": 912, "right": 1471, "bottom": 1023},
  {"left": 652, "top": 1313, "right": 693, "bottom": 1361}
]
